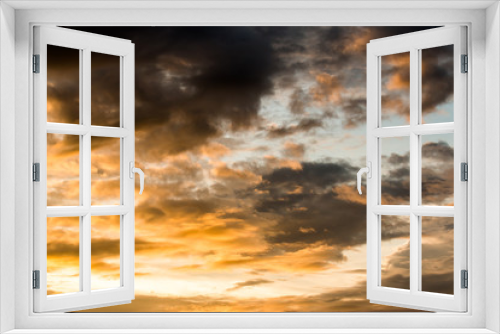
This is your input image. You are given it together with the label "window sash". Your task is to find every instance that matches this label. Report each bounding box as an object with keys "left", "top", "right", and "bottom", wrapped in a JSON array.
[
  {"left": 32, "top": 26, "right": 136, "bottom": 313},
  {"left": 366, "top": 26, "right": 468, "bottom": 312}
]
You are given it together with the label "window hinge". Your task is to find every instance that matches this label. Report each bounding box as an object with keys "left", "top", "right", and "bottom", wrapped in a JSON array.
[
  {"left": 461, "top": 162, "right": 468, "bottom": 181},
  {"left": 33, "top": 54, "right": 40, "bottom": 73},
  {"left": 33, "top": 270, "right": 40, "bottom": 289},
  {"left": 33, "top": 163, "right": 40, "bottom": 182},
  {"left": 461, "top": 54, "right": 468, "bottom": 73},
  {"left": 461, "top": 270, "right": 468, "bottom": 289}
]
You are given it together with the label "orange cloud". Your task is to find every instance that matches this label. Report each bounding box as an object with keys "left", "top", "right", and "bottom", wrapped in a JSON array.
[
  {"left": 310, "top": 73, "right": 343, "bottom": 104},
  {"left": 282, "top": 141, "right": 305, "bottom": 159}
]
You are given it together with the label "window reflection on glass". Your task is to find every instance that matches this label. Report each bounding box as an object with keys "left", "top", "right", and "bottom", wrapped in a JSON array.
[
  {"left": 421, "top": 45, "right": 454, "bottom": 124},
  {"left": 47, "top": 134, "right": 80, "bottom": 206},
  {"left": 381, "top": 137, "right": 410, "bottom": 205},
  {"left": 421, "top": 134, "right": 454, "bottom": 206},
  {"left": 47, "top": 216, "right": 80, "bottom": 295},
  {"left": 91, "top": 52, "right": 121, "bottom": 127},
  {"left": 380, "top": 215, "right": 410, "bottom": 290},
  {"left": 381, "top": 52, "right": 410, "bottom": 127},
  {"left": 47, "top": 45, "right": 80, "bottom": 124},
  {"left": 91, "top": 137, "right": 121, "bottom": 205},
  {"left": 421, "top": 216, "right": 454, "bottom": 295},
  {"left": 91, "top": 215, "right": 121, "bottom": 290}
]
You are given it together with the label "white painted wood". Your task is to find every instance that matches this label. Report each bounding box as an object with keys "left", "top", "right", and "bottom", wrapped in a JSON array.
[
  {"left": 33, "top": 26, "right": 135, "bottom": 313},
  {"left": 0, "top": 2, "right": 17, "bottom": 333},
  {"left": 46, "top": 123, "right": 130, "bottom": 137},
  {"left": 412, "top": 123, "right": 454, "bottom": 135},
  {"left": 46, "top": 206, "right": 130, "bottom": 217},
  {"left": 1, "top": 329, "right": 498, "bottom": 334},
  {"left": 372, "top": 126, "right": 411, "bottom": 138},
  {"left": 485, "top": 3, "right": 500, "bottom": 333},
  {"left": 409, "top": 46, "right": 419, "bottom": 297},
  {"left": 372, "top": 206, "right": 455, "bottom": 217},
  {"left": 82, "top": 47, "right": 92, "bottom": 298},
  {"left": 366, "top": 26, "right": 467, "bottom": 312},
  {"left": 3, "top": 0, "right": 497, "bottom": 10},
  {"left": 372, "top": 124, "right": 454, "bottom": 138},
  {"left": 10, "top": 6, "right": 487, "bottom": 332}
]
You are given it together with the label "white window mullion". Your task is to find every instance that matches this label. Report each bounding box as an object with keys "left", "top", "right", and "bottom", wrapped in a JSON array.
[
  {"left": 413, "top": 123, "right": 454, "bottom": 135},
  {"left": 365, "top": 44, "right": 380, "bottom": 300},
  {"left": 453, "top": 26, "right": 468, "bottom": 307},
  {"left": 119, "top": 55, "right": 125, "bottom": 288},
  {"left": 90, "top": 126, "right": 130, "bottom": 138},
  {"left": 409, "top": 47, "right": 420, "bottom": 295},
  {"left": 121, "top": 48, "right": 135, "bottom": 296},
  {"left": 372, "top": 126, "right": 411, "bottom": 138},
  {"left": 46, "top": 206, "right": 129, "bottom": 217},
  {"left": 46, "top": 123, "right": 130, "bottom": 138},
  {"left": 78, "top": 48, "right": 85, "bottom": 294},
  {"left": 47, "top": 123, "right": 88, "bottom": 135},
  {"left": 33, "top": 27, "right": 49, "bottom": 307},
  {"left": 82, "top": 47, "right": 92, "bottom": 296}
]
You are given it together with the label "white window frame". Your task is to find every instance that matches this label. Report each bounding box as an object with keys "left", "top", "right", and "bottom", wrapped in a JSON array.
[
  {"left": 366, "top": 26, "right": 468, "bottom": 312},
  {"left": 33, "top": 26, "right": 136, "bottom": 313},
  {"left": 0, "top": 1, "right": 499, "bottom": 333}
]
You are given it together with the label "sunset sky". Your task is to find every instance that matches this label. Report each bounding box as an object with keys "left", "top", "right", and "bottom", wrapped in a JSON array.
[{"left": 45, "top": 26, "right": 455, "bottom": 312}]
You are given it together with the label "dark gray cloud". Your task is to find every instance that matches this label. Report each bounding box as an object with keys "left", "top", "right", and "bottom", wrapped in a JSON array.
[
  {"left": 341, "top": 98, "right": 366, "bottom": 129},
  {"left": 267, "top": 118, "right": 323, "bottom": 138},
  {"left": 421, "top": 45, "right": 454, "bottom": 114},
  {"left": 47, "top": 45, "right": 80, "bottom": 124},
  {"left": 254, "top": 162, "right": 366, "bottom": 249},
  {"left": 47, "top": 242, "right": 79, "bottom": 258},
  {"left": 422, "top": 140, "right": 454, "bottom": 162},
  {"left": 422, "top": 141, "right": 454, "bottom": 205},
  {"left": 67, "top": 26, "right": 439, "bottom": 146},
  {"left": 288, "top": 88, "right": 312, "bottom": 114},
  {"left": 91, "top": 52, "right": 121, "bottom": 127},
  {"left": 71, "top": 27, "right": 283, "bottom": 156}
]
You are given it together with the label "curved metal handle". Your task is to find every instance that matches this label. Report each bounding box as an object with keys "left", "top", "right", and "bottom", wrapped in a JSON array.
[
  {"left": 357, "top": 162, "right": 372, "bottom": 195},
  {"left": 129, "top": 162, "right": 145, "bottom": 195}
]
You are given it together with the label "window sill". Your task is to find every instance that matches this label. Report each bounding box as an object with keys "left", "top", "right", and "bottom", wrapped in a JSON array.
[{"left": 4, "top": 329, "right": 497, "bottom": 334}]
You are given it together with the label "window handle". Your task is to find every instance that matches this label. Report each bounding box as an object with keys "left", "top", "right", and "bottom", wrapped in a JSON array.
[
  {"left": 129, "top": 161, "right": 145, "bottom": 195},
  {"left": 357, "top": 162, "right": 372, "bottom": 195}
]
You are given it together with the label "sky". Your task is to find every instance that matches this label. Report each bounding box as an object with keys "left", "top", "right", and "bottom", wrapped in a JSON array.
[{"left": 45, "top": 26, "right": 455, "bottom": 312}]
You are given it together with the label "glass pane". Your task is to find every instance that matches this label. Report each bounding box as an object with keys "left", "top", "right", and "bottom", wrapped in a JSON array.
[
  {"left": 421, "top": 45, "right": 454, "bottom": 124},
  {"left": 91, "top": 137, "right": 121, "bottom": 205},
  {"left": 91, "top": 215, "right": 121, "bottom": 290},
  {"left": 381, "top": 52, "right": 410, "bottom": 127},
  {"left": 91, "top": 52, "right": 121, "bottom": 127},
  {"left": 381, "top": 137, "right": 410, "bottom": 205},
  {"left": 47, "top": 134, "right": 80, "bottom": 206},
  {"left": 421, "top": 216, "right": 454, "bottom": 294},
  {"left": 47, "top": 45, "right": 80, "bottom": 124},
  {"left": 381, "top": 215, "right": 410, "bottom": 290},
  {"left": 47, "top": 216, "right": 80, "bottom": 295},
  {"left": 421, "top": 134, "right": 454, "bottom": 206}
]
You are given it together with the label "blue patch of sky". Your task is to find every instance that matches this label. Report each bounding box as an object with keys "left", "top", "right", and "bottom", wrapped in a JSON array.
[{"left": 422, "top": 100, "right": 453, "bottom": 124}]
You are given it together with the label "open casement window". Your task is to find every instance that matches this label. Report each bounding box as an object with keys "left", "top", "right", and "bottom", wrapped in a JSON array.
[
  {"left": 363, "top": 26, "right": 467, "bottom": 312},
  {"left": 33, "top": 26, "right": 141, "bottom": 312}
]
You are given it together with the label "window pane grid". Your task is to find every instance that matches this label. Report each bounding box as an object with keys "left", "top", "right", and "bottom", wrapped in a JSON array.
[
  {"left": 366, "top": 25, "right": 466, "bottom": 312},
  {"left": 375, "top": 47, "right": 457, "bottom": 296},
  {"left": 45, "top": 47, "right": 127, "bottom": 298}
]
